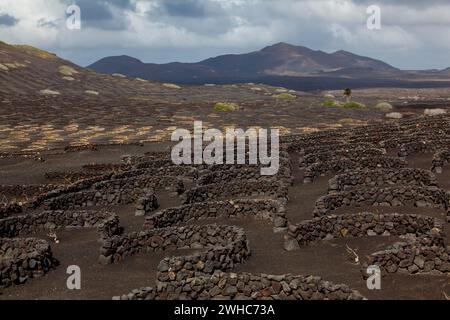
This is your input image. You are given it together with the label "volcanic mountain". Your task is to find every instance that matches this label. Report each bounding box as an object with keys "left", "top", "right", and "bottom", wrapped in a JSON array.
[{"left": 88, "top": 42, "right": 404, "bottom": 83}]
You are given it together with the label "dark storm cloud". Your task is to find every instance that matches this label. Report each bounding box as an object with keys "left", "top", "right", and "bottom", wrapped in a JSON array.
[
  {"left": 61, "top": 0, "right": 135, "bottom": 30},
  {"left": 143, "top": 0, "right": 233, "bottom": 35},
  {"left": 0, "top": 13, "right": 18, "bottom": 26},
  {"left": 159, "top": 0, "right": 221, "bottom": 17}
]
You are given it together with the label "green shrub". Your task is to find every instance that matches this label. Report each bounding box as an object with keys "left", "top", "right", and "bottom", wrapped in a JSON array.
[
  {"left": 214, "top": 102, "right": 240, "bottom": 112},
  {"left": 272, "top": 93, "right": 296, "bottom": 100},
  {"left": 322, "top": 99, "right": 338, "bottom": 107},
  {"left": 342, "top": 101, "right": 365, "bottom": 109}
]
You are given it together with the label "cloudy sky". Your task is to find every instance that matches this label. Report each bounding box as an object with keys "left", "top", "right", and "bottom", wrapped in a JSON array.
[{"left": 0, "top": 0, "right": 449, "bottom": 69}]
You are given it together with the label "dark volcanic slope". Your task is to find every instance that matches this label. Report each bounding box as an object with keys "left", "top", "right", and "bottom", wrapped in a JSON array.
[
  {"left": 0, "top": 41, "right": 173, "bottom": 98},
  {"left": 88, "top": 42, "right": 400, "bottom": 82}
]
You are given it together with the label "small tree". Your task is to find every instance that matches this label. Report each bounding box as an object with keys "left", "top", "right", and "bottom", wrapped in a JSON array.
[{"left": 343, "top": 88, "right": 352, "bottom": 102}]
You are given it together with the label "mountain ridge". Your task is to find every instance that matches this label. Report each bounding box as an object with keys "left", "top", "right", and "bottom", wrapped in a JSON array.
[{"left": 88, "top": 42, "right": 407, "bottom": 82}]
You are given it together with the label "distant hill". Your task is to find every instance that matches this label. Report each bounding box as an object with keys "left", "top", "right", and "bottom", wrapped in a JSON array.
[
  {"left": 87, "top": 42, "right": 450, "bottom": 90},
  {"left": 88, "top": 42, "right": 405, "bottom": 81}
]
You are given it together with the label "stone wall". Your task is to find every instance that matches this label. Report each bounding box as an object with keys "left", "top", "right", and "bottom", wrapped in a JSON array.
[
  {"left": 363, "top": 233, "right": 449, "bottom": 275},
  {"left": 398, "top": 140, "right": 449, "bottom": 157},
  {"left": 0, "top": 203, "right": 22, "bottom": 219},
  {"left": 31, "top": 173, "right": 116, "bottom": 208},
  {"left": 303, "top": 156, "right": 407, "bottom": 183},
  {"left": 0, "top": 210, "right": 118, "bottom": 238},
  {"left": 198, "top": 165, "right": 292, "bottom": 187},
  {"left": 99, "top": 224, "right": 250, "bottom": 267},
  {"left": 328, "top": 168, "right": 437, "bottom": 192},
  {"left": 97, "top": 213, "right": 122, "bottom": 239},
  {"left": 313, "top": 186, "right": 449, "bottom": 218},
  {"left": 0, "top": 237, "right": 57, "bottom": 288},
  {"left": 43, "top": 188, "right": 149, "bottom": 210},
  {"left": 32, "top": 168, "right": 169, "bottom": 208},
  {"left": 42, "top": 175, "right": 179, "bottom": 210},
  {"left": 431, "top": 148, "right": 450, "bottom": 173},
  {"left": 115, "top": 271, "right": 365, "bottom": 300},
  {"left": 267, "top": 116, "right": 450, "bottom": 154},
  {"left": 135, "top": 193, "right": 159, "bottom": 217},
  {"left": 380, "top": 129, "right": 449, "bottom": 148},
  {"left": 298, "top": 142, "right": 378, "bottom": 158},
  {"left": 44, "top": 162, "right": 195, "bottom": 185},
  {"left": 300, "top": 148, "right": 385, "bottom": 168},
  {"left": 284, "top": 212, "right": 439, "bottom": 251},
  {"left": 134, "top": 162, "right": 198, "bottom": 178},
  {"left": 144, "top": 199, "right": 287, "bottom": 231},
  {"left": 182, "top": 179, "right": 288, "bottom": 204}
]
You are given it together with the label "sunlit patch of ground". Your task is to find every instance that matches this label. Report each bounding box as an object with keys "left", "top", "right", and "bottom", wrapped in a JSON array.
[
  {"left": 270, "top": 126, "right": 292, "bottom": 135},
  {"left": 14, "top": 45, "right": 57, "bottom": 59},
  {"left": 63, "top": 123, "right": 79, "bottom": 132},
  {"left": 298, "top": 126, "right": 320, "bottom": 134}
]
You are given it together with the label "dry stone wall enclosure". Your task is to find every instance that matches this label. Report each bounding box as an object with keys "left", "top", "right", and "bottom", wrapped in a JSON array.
[
  {"left": 328, "top": 168, "right": 437, "bottom": 192},
  {"left": 284, "top": 212, "right": 440, "bottom": 249},
  {"left": 144, "top": 199, "right": 287, "bottom": 231},
  {"left": 313, "top": 186, "right": 450, "bottom": 218},
  {"left": 3, "top": 114, "right": 450, "bottom": 299}
]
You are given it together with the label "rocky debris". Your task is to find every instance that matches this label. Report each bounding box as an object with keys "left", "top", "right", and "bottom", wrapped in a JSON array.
[{"left": 135, "top": 193, "right": 159, "bottom": 216}]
